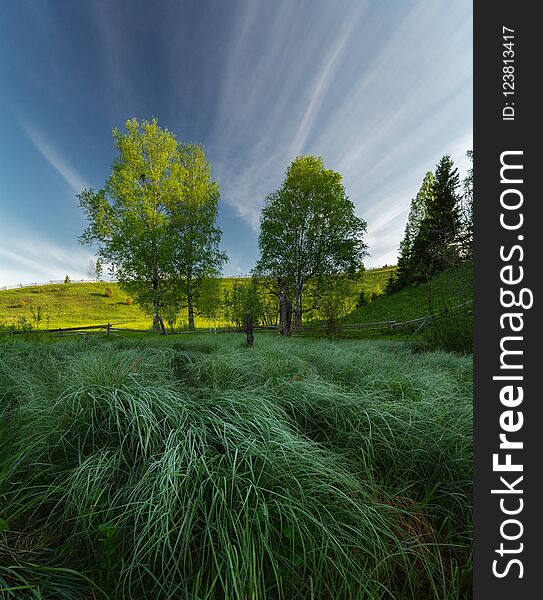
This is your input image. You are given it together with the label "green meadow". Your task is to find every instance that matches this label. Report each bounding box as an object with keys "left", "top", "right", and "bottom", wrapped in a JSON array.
[
  {"left": 0, "top": 333, "right": 472, "bottom": 599},
  {"left": 348, "top": 263, "right": 472, "bottom": 324},
  {"left": 0, "top": 267, "right": 396, "bottom": 331}
]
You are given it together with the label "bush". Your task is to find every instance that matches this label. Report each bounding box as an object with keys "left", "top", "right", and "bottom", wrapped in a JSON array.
[
  {"left": 104, "top": 287, "right": 113, "bottom": 298},
  {"left": 10, "top": 299, "right": 27, "bottom": 309},
  {"left": 423, "top": 304, "right": 472, "bottom": 354},
  {"left": 64, "top": 275, "right": 71, "bottom": 284},
  {"left": 369, "top": 283, "right": 384, "bottom": 302},
  {"left": 356, "top": 291, "right": 368, "bottom": 308}
]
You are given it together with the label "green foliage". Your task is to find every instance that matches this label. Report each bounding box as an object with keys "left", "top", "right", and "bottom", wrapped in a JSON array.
[
  {"left": 307, "top": 274, "right": 359, "bottom": 334},
  {"left": 224, "top": 279, "right": 262, "bottom": 327},
  {"left": 255, "top": 155, "right": 368, "bottom": 329},
  {"left": 387, "top": 172, "right": 435, "bottom": 293},
  {"left": 356, "top": 291, "right": 368, "bottom": 308},
  {"left": 78, "top": 119, "right": 226, "bottom": 331},
  {"left": 388, "top": 155, "right": 470, "bottom": 295},
  {"left": 195, "top": 276, "right": 223, "bottom": 328},
  {"left": 410, "top": 155, "right": 462, "bottom": 280},
  {"left": 422, "top": 303, "right": 473, "bottom": 354},
  {"left": 170, "top": 143, "right": 227, "bottom": 329},
  {"left": 64, "top": 275, "right": 71, "bottom": 284},
  {"left": 0, "top": 335, "right": 472, "bottom": 599},
  {"left": 30, "top": 305, "right": 45, "bottom": 329},
  {"left": 369, "top": 283, "right": 384, "bottom": 302},
  {"left": 78, "top": 118, "right": 184, "bottom": 329}
]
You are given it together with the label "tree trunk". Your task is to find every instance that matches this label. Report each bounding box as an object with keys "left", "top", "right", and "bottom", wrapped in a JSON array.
[
  {"left": 278, "top": 286, "right": 288, "bottom": 336},
  {"left": 285, "top": 296, "right": 292, "bottom": 335},
  {"left": 278, "top": 281, "right": 292, "bottom": 336},
  {"left": 152, "top": 272, "right": 160, "bottom": 330},
  {"left": 187, "top": 275, "right": 195, "bottom": 330},
  {"left": 293, "top": 285, "right": 303, "bottom": 329}
]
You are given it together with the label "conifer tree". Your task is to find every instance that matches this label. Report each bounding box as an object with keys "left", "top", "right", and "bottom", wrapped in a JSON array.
[
  {"left": 409, "top": 155, "right": 462, "bottom": 280},
  {"left": 386, "top": 172, "right": 434, "bottom": 293},
  {"left": 458, "top": 150, "right": 473, "bottom": 259}
]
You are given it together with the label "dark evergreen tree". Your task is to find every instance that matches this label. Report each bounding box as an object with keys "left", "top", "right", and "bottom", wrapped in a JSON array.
[
  {"left": 386, "top": 172, "right": 434, "bottom": 293},
  {"left": 409, "top": 155, "right": 462, "bottom": 281},
  {"left": 458, "top": 150, "right": 473, "bottom": 259}
]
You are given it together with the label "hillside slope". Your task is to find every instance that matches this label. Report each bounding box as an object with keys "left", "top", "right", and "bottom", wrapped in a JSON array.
[
  {"left": 346, "top": 262, "right": 472, "bottom": 324},
  {"left": 0, "top": 267, "right": 397, "bottom": 330}
]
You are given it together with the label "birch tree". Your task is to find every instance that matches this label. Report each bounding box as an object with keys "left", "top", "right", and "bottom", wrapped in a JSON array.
[
  {"left": 255, "top": 155, "right": 367, "bottom": 331},
  {"left": 78, "top": 118, "right": 184, "bottom": 330}
]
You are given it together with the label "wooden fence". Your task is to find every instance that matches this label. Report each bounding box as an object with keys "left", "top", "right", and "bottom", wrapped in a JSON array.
[
  {"left": 0, "top": 266, "right": 395, "bottom": 292},
  {"left": 0, "top": 279, "right": 105, "bottom": 291},
  {"left": 3, "top": 301, "right": 471, "bottom": 337}
]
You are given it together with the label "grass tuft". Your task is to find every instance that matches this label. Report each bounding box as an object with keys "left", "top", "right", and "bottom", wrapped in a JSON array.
[{"left": 0, "top": 334, "right": 472, "bottom": 599}]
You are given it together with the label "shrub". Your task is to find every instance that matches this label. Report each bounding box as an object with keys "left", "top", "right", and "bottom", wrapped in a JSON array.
[
  {"left": 64, "top": 275, "right": 71, "bottom": 284},
  {"left": 104, "top": 287, "right": 113, "bottom": 298},
  {"left": 14, "top": 316, "right": 33, "bottom": 331},
  {"left": 10, "top": 299, "right": 27, "bottom": 309},
  {"left": 356, "top": 291, "right": 368, "bottom": 308},
  {"left": 423, "top": 303, "right": 472, "bottom": 354},
  {"left": 370, "top": 283, "right": 384, "bottom": 302}
]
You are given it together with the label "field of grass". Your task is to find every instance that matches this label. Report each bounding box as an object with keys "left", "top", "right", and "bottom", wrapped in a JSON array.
[
  {"left": 0, "top": 268, "right": 395, "bottom": 330},
  {"left": 0, "top": 333, "right": 472, "bottom": 599},
  {"left": 347, "top": 263, "right": 472, "bottom": 325}
]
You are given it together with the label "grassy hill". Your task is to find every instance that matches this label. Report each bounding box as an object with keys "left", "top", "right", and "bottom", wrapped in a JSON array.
[
  {"left": 346, "top": 262, "right": 472, "bottom": 324},
  {"left": 0, "top": 267, "right": 397, "bottom": 330}
]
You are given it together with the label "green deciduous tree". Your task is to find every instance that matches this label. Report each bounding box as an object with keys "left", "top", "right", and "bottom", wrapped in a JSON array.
[
  {"left": 195, "top": 276, "right": 223, "bottom": 330},
  {"left": 79, "top": 118, "right": 183, "bottom": 329},
  {"left": 78, "top": 118, "right": 226, "bottom": 331},
  {"left": 224, "top": 280, "right": 262, "bottom": 328},
  {"left": 255, "top": 155, "right": 367, "bottom": 332},
  {"left": 308, "top": 274, "right": 359, "bottom": 335},
  {"left": 171, "top": 144, "right": 227, "bottom": 329}
]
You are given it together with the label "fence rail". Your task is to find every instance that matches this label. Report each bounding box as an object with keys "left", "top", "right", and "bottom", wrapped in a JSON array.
[
  {"left": 1, "top": 265, "right": 397, "bottom": 291},
  {"left": 3, "top": 301, "right": 471, "bottom": 337},
  {"left": 0, "top": 279, "right": 108, "bottom": 291}
]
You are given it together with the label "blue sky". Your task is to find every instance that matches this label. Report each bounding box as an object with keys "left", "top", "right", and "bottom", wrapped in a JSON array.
[{"left": 0, "top": 0, "right": 472, "bottom": 286}]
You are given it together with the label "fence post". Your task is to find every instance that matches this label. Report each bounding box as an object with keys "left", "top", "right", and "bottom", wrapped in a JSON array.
[
  {"left": 246, "top": 313, "right": 254, "bottom": 347},
  {"left": 107, "top": 323, "right": 111, "bottom": 336}
]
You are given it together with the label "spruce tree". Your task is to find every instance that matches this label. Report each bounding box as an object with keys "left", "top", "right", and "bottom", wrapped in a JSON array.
[
  {"left": 386, "top": 171, "right": 434, "bottom": 293},
  {"left": 459, "top": 150, "right": 473, "bottom": 259},
  {"left": 410, "top": 155, "right": 461, "bottom": 280}
]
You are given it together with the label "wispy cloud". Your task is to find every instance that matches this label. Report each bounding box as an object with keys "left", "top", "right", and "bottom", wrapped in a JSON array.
[
  {"left": 205, "top": 0, "right": 472, "bottom": 267},
  {"left": 87, "top": 0, "right": 135, "bottom": 120},
  {"left": 17, "top": 117, "right": 90, "bottom": 194},
  {"left": 2, "top": 0, "right": 472, "bottom": 277},
  {"left": 0, "top": 222, "right": 94, "bottom": 286}
]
